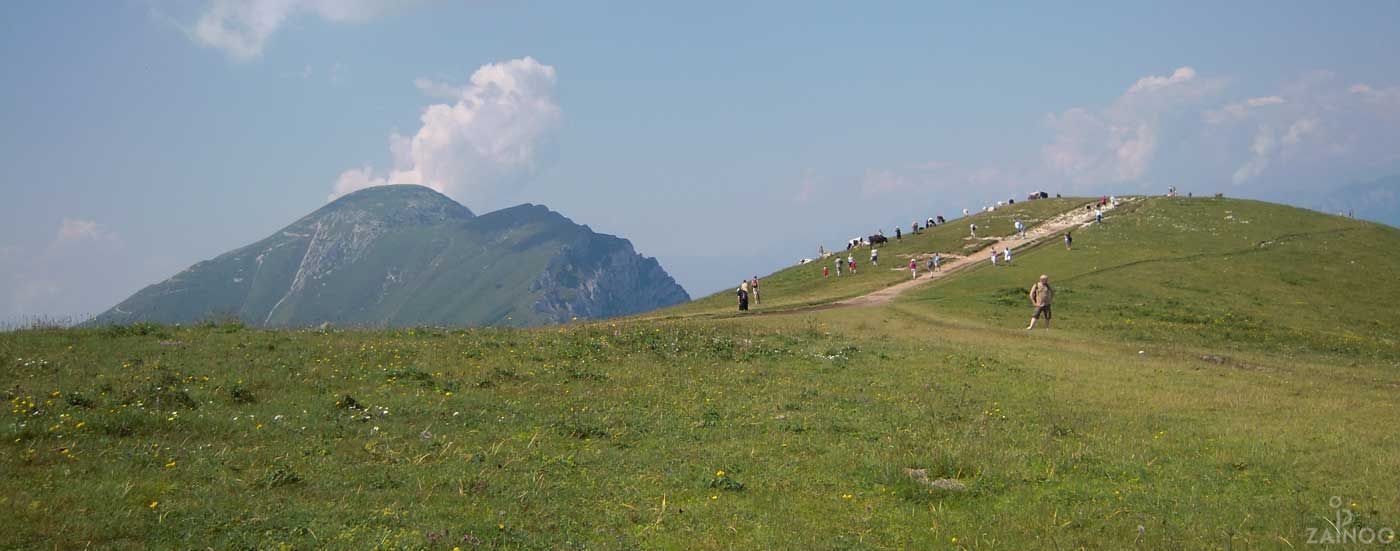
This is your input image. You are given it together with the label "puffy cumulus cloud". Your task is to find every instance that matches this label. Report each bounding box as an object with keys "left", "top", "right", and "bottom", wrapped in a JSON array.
[
  {"left": 331, "top": 57, "right": 563, "bottom": 211},
  {"left": 190, "top": 0, "right": 402, "bottom": 61},
  {"left": 1042, "top": 66, "right": 1226, "bottom": 189}
]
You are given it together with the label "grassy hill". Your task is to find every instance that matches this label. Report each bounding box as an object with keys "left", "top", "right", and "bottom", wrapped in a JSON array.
[
  {"left": 660, "top": 197, "right": 1085, "bottom": 317},
  {"left": 4, "top": 196, "right": 1399, "bottom": 549}
]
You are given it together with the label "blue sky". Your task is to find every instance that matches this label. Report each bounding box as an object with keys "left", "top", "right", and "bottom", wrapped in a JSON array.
[{"left": 3, "top": 1, "right": 1400, "bottom": 323}]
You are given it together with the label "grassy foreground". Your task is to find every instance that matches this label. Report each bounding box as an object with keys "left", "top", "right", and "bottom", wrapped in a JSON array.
[{"left": 3, "top": 197, "right": 1400, "bottom": 549}]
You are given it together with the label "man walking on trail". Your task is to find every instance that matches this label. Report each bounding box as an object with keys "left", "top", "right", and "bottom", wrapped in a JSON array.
[
  {"left": 909, "top": 258, "right": 918, "bottom": 279},
  {"left": 1003, "top": 246, "right": 1013, "bottom": 264},
  {"left": 932, "top": 252, "right": 942, "bottom": 272},
  {"left": 1027, "top": 275, "right": 1054, "bottom": 330},
  {"left": 1095, "top": 208, "right": 1104, "bottom": 224},
  {"left": 1015, "top": 220, "right": 1026, "bottom": 239}
]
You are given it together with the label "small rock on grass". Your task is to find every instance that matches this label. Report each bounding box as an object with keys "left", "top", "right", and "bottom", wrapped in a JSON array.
[{"left": 903, "top": 468, "right": 968, "bottom": 492}]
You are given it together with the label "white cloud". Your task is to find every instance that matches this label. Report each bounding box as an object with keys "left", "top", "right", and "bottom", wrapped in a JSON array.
[
  {"left": 1043, "top": 66, "right": 1225, "bottom": 188},
  {"left": 190, "top": 0, "right": 400, "bottom": 61},
  {"left": 1205, "top": 96, "right": 1286, "bottom": 124},
  {"left": 331, "top": 57, "right": 563, "bottom": 211},
  {"left": 1125, "top": 66, "right": 1198, "bottom": 95},
  {"left": 57, "top": 218, "right": 100, "bottom": 242}
]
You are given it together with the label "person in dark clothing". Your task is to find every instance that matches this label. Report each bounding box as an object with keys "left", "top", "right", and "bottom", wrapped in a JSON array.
[{"left": 737, "top": 282, "right": 749, "bottom": 311}]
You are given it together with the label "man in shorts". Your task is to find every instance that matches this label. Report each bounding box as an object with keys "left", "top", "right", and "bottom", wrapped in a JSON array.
[{"left": 1027, "top": 274, "right": 1054, "bottom": 330}]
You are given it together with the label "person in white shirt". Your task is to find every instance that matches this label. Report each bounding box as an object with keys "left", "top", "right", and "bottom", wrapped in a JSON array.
[
  {"left": 1004, "top": 246, "right": 1013, "bottom": 264},
  {"left": 870, "top": 248, "right": 878, "bottom": 266},
  {"left": 990, "top": 248, "right": 998, "bottom": 266}
]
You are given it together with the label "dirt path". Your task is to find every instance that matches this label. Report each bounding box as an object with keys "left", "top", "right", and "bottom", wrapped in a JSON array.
[{"left": 766, "top": 199, "right": 1125, "bottom": 315}]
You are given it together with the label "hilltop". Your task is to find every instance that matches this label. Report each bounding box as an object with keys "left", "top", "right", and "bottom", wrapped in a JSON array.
[
  {"left": 4, "top": 195, "right": 1399, "bottom": 549},
  {"left": 90, "top": 185, "right": 689, "bottom": 328}
]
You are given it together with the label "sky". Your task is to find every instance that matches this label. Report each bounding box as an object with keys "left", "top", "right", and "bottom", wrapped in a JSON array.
[{"left": 3, "top": 1, "right": 1400, "bottom": 324}]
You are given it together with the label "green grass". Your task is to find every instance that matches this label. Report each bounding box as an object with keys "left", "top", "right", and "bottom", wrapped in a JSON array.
[
  {"left": 4, "top": 196, "right": 1400, "bottom": 549},
  {"left": 658, "top": 198, "right": 1086, "bottom": 317},
  {"left": 906, "top": 197, "right": 1400, "bottom": 362}
]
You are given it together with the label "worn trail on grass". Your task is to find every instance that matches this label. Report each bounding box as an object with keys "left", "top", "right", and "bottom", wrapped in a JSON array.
[{"left": 751, "top": 200, "right": 1125, "bottom": 316}]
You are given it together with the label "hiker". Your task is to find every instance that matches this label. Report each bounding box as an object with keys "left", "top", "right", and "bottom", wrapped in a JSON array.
[
  {"left": 990, "top": 249, "right": 998, "bottom": 266},
  {"left": 1095, "top": 208, "right": 1104, "bottom": 224},
  {"left": 1003, "top": 246, "right": 1013, "bottom": 264},
  {"left": 848, "top": 254, "right": 857, "bottom": 274},
  {"left": 909, "top": 258, "right": 918, "bottom": 279},
  {"left": 895, "top": 227, "right": 902, "bottom": 240},
  {"left": 823, "top": 264, "right": 829, "bottom": 278},
  {"left": 926, "top": 255, "right": 935, "bottom": 275},
  {"left": 1027, "top": 274, "right": 1054, "bottom": 330},
  {"left": 834, "top": 256, "right": 842, "bottom": 276},
  {"left": 970, "top": 223, "right": 978, "bottom": 238},
  {"left": 870, "top": 247, "right": 879, "bottom": 266},
  {"left": 1064, "top": 232, "right": 1073, "bottom": 250},
  {"left": 932, "top": 252, "right": 942, "bottom": 272},
  {"left": 737, "top": 281, "right": 749, "bottom": 312},
  {"left": 751, "top": 276, "right": 760, "bottom": 304},
  {"left": 1014, "top": 220, "right": 1026, "bottom": 238}
]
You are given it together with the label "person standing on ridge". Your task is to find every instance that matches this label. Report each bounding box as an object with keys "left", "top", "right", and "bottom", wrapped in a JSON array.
[
  {"left": 751, "top": 276, "right": 760, "bottom": 304},
  {"left": 895, "top": 227, "right": 902, "bottom": 240},
  {"left": 737, "top": 281, "right": 749, "bottom": 312},
  {"left": 1027, "top": 274, "right": 1054, "bottom": 330}
]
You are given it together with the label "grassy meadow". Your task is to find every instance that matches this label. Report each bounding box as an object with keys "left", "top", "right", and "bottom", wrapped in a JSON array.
[{"left": 3, "top": 196, "right": 1399, "bottom": 549}]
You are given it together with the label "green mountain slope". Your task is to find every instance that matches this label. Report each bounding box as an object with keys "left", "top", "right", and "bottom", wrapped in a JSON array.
[
  {"left": 907, "top": 196, "right": 1400, "bottom": 360},
  {"left": 658, "top": 197, "right": 1086, "bottom": 316},
  {"left": 91, "top": 186, "right": 689, "bottom": 327}
]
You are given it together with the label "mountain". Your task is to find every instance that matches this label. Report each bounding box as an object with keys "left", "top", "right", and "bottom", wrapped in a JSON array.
[{"left": 91, "top": 185, "right": 689, "bottom": 327}]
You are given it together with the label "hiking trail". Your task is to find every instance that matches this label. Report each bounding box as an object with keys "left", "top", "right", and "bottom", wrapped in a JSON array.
[{"left": 756, "top": 199, "right": 1127, "bottom": 316}]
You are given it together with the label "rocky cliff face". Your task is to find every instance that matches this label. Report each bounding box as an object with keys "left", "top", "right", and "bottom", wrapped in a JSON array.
[
  {"left": 92, "top": 185, "right": 689, "bottom": 327},
  {"left": 530, "top": 234, "right": 692, "bottom": 323}
]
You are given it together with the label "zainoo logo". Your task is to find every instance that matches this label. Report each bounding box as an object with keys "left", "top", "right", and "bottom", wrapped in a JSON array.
[{"left": 1307, "top": 496, "right": 1397, "bottom": 546}]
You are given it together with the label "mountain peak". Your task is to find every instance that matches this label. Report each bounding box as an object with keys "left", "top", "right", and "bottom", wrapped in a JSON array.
[{"left": 315, "top": 185, "right": 475, "bottom": 227}]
